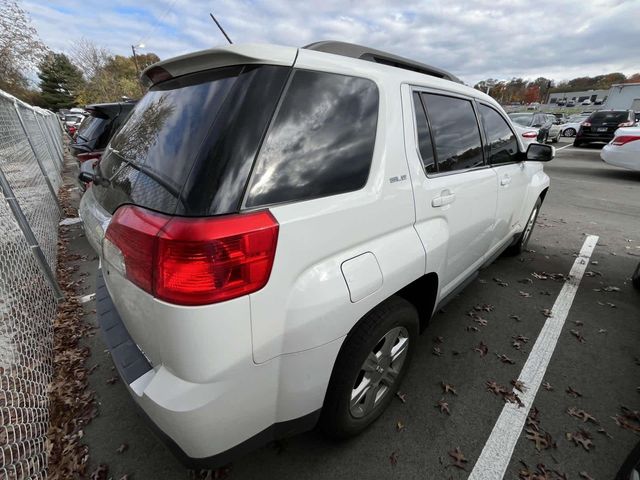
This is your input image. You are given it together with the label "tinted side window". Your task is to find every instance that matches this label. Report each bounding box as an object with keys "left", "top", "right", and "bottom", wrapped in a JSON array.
[
  {"left": 479, "top": 104, "right": 519, "bottom": 165},
  {"left": 413, "top": 92, "right": 436, "bottom": 173},
  {"left": 246, "top": 70, "right": 378, "bottom": 207},
  {"left": 421, "top": 93, "right": 484, "bottom": 173}
]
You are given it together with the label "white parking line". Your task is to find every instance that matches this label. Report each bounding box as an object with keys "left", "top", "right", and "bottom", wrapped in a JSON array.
[
  {"left": 556, "top": 144, "right": 573, "bottom": 151},
  {"left": 468, "top": 234, "right": 599, "bottom": 480}
]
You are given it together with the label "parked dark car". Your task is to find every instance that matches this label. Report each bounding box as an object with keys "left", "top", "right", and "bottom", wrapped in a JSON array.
[
  {"left": 71, "top": 101, "right": 136, "bottom": 159},
  {"left": 573, "top": 110, "right": 635, "bottom": 147}
]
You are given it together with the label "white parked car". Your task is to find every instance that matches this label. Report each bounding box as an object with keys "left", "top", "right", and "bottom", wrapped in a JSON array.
[
  {"left": 513, "top": 123, "right": 540, "bottom": 147},
  {"left": 601, "top": 127, "right": 640, "bottom": 171},
  {"left": 560, "top": 115, "right": 590, "bottom": 137},
  {"left": 79, "top": 41, "right": 553, "bottom": 468}
]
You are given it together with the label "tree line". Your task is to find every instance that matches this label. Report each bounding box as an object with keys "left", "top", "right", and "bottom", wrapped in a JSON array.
[
  {"left": 0, "top": 0, "right": 160, "bottom": 110},
  {"left": 474, "top": 72, "right": 640, "bottom": 105}
]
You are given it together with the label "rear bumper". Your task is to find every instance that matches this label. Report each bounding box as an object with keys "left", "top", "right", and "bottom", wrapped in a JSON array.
[
  {"left": 576, "top": 131, "right": 615, "bottom": 143},
  {"left": 96, "top": 270, "right": 321, "bottom": 469},
  {"left": 600, "top": 145, "right": 640, "bottom": 171}
]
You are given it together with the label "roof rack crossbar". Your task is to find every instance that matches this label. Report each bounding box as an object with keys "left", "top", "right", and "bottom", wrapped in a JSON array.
[{"left": 303, "top": 41, "right": 462, "bottom": 84}]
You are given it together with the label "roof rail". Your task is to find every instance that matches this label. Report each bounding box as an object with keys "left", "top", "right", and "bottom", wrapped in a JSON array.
[{"left": 303, "top": 41, "right": 462, "bottom": 84}]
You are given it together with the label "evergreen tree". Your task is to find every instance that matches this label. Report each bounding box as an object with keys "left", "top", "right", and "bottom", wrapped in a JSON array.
[{"left": 38, "top": 53, "right": 84, "bottom": 109}]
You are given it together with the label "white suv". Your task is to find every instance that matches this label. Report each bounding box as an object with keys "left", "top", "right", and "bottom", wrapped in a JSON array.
[{"left": 79, "top": 41, "right": 553, "bottom": 468}]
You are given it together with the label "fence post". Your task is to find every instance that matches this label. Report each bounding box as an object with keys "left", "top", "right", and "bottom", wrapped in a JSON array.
[
  {"left": 13, "top": 101, "right": 62, "bottom": 216},
  {"left": 0, "top": 164, "right": 64, "bottom": 300}
]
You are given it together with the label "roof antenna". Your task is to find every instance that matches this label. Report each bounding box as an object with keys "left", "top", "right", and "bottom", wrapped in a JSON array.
[{"left": 209, "top": 13, "right": 233, "bottom": 44}]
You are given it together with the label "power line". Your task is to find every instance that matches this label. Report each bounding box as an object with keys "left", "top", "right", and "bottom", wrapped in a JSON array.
[{"left": 137, "top": 0, "right": 180, "bottom": 46}]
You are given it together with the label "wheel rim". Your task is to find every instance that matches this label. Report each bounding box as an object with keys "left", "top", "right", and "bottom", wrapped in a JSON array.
[
  {"left": 522, "top": 206, "right": 538, "bottom": 247},
  {"left": 566, "top": 128, "right": 575, "bottom": 137},
  {"left": 350, "top": 326, "right": 409, "bottom": 419}
]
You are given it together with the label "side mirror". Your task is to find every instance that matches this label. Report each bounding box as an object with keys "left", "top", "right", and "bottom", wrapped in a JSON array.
[{"left": 526, "top": 143, "right": 554, "bottom": 162}]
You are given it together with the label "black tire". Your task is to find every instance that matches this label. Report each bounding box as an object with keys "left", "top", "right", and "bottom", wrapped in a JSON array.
[
  {"left": 632, "top": 262, "right": 640, "bottom": 291},
  {"left": 573, "top": 139, "right": 583, "bottom": 147},
  {"left": 506, "top": 197, "right": 542, "bottom": 256},
  {"left": 320, "top": 296, "right": 419, "bottom": 439},
  {"left": 616, "top": 441, "right": 640, "bottom": 479}
]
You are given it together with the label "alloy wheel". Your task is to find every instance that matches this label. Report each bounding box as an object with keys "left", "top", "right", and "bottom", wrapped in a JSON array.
[{"left": 350, "top": 326, "right": 409, "bottom": 418}]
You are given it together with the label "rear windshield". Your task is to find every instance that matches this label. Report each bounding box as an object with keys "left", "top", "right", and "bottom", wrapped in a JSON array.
[
  {"left": 589, "top": 111, "right": 629, "bottom": 123},
  {"left": 77, "top": 116, "right": 109, "bottom": 141},
  {"left": 508, "top": 113, "right": 533, "bottom": 127},
  {"left": 94, "top": 65, "right": 291, "bottom": 215}
]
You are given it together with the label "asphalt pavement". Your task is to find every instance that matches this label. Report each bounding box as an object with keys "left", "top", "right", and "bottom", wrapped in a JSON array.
[{"left": 67, "top": 137, "right": 640, "bottom": 480}]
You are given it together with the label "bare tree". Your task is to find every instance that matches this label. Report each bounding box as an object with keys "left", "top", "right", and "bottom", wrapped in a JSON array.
[
  {"left": 70, "top": 37, "right": 110, "bottom": 80},
  {"left": 0, "top": 0, "right": 48, "bottom": 94}
]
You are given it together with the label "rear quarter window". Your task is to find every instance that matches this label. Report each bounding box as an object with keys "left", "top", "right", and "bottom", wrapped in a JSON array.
[{"left": 245, "top": 70, "right": 379, "bottom": 208}]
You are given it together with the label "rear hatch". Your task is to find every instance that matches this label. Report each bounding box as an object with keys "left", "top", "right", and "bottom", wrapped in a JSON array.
[{"left": 582, "top": 111, "right": 631, "bottom": 136}]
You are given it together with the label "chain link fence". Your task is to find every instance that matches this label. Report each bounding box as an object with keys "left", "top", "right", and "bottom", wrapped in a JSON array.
[{"left": 0, "top": 89, "right": 65, "bottom": 479}]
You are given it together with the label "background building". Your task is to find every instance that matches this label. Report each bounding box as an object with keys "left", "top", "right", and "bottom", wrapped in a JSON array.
[
  {"left": 603, "top": 83, "right": 640, "bottom": 111},
  {"left": 548, "top": 89, "right": 609, "bottom": 104}
]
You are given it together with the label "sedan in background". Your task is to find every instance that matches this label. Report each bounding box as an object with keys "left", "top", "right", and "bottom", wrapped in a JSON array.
[
  {"left": 512, "top": 123, "right": 539, "bottom": 148},
  {"left": 600, "top": 127, "right": 640, "bottom": 171},
  {"left": 574, "top": 110, "right": 636, "bottom": 147},
  {"left": 560, "top": 114, "right": 590, "bottom": 137}
]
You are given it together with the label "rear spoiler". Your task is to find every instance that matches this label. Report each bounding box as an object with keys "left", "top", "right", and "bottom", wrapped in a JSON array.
[{"left": 140, "top": 44, "right": 297, "bottom": 88}]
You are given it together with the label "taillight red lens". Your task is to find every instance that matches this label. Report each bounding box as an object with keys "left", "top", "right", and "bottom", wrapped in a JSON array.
[
  {"left": 104, "top": 206, "right": 278, "bottom": 306},
  {"left": 612, "top": 135, "right": 640, "bottom": 146},
  {"left": 522, "top": 132, "right": 538, "bottom": 138},
  {"left": 77, "top": 151, "right": 102, "bottom": 162}
]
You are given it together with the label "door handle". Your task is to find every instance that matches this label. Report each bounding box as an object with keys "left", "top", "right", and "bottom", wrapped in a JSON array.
[
  {"left": 432, "top": 190, "right": 456, "bottom": 207},
  {"left": 500, "top": 175, "right": 511, "bottom": 186}
]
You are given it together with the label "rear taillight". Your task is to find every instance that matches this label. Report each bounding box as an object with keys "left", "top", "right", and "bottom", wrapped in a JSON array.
[
  {"left": 522, "top": 131, "right": 538, "bottom": 138},
  {"left": 612, "top": 135, "right": 640, "bottom": 146},
  {"left": 581, "top": 121, "right": 591, "bottom": 127},
  {"left": 77, "top": 152, "right": 102, "bottom": 163},
  {"left": 618, "top": 121, "right": 634, "bottom": 127},
  {"left": 104, "top": 206, "right": 279, "bottom": 306}
]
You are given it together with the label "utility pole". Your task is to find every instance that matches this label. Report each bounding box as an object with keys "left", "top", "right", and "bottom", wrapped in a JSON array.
[
  {"left": 210, "top": 13, "right": 233, "bottom": 44},
  {"left": 131, "top": 43, "right": 145, "bottom": 95}
]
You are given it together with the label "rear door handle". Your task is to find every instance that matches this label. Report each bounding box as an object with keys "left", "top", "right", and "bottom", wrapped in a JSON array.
[
  {"left": 500, "top": 175, "right": 511, "bottom": 186},
  {"left": 432, "top": 190, "right": 456, "bottom": 207}
]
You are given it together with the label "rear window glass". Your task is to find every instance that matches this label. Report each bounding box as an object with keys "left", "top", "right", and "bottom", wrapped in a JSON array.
[
  {"left": 245, "top": 70, "right": 378, "bottom": 208},
  {"left": 77, "top": 116, "right": 109, "bottom": 142},
  {"left": 94, "top": 65, "right": 291, "bottom": 216},
  {"left": 589, "top": 111, "right": 629, "bottom": 123}
]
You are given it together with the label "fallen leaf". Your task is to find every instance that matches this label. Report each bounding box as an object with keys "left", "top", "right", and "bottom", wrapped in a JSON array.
[
  {"left": 567, "top": 429, "right": 594, "bottom": 451},
  {"left": 567, "top": 407, "right": 598, "bottom": 424},
  {"left": 90, "top": 465, "right": 109, "bottom": 480},
  {"left": 116, "top": 443, "right": 128, "bottom": 454},
  {"left": 432, "top": 346, "right": 443, "bottom": 357},
  {"left": 570, "top": 329, "right": 586, "bottom": 343},
  {"left": 436, "top": 398, "right": 451, "bottom": 415},
  {"left": 106, "top": 376, "right": 118, "bottom": 385},
  {"left": 579, "top": 472, "right": 595, "bottom": 480},
  {"left": 395, "top": 391, "right": 407, "bottom": 404},
  {"left": 486, "top": 380, "right": 504, "bottom": 395},
  {"left": 473, "top": 317, "right": 488, "bottom": 327},
  {"left": 566, "top": 386, "right": 582, "bottom": 398},
  {"left": 603, "top": 286, "right": 620, "bottom": 292},
  {"left": 598, "top": 329, "right": 607, "bottom": 334},
  {"left": 541, "top": 309, "right": 553, "bottom": 318},
  {"left": 494, "top": 277, "right": 509, "bottom": 287},
  {"left": 542, "top": 381, "right": 553, "bottom": 391},
  {"left": 448, "top": 448, "right": 468, "bottom": 470},
  {"left": 396, "top": 421, "right": 405, "bottom": 432},
  {"left": 474, "top": 341, "right": 488, "bottom": 357},
  {"left": 510, "top": 315, "right": 521, "bottom": 322},
  {"left": 434, "top": 336, "right": 444, "bottom": 344},
  {"left": 573, "top": 320, "right": 584, "bottom": 326},
  {"left": 496, "top": 353, "right": 516, "bottom": 365},
  {"left": 511, "top": 379, "right": 527, "bottom": 393},
  {"left": 441, "top": 381, "right": 457, "bottom": 396},
  {"left": 519, "top": 291, "right": 531, "bottom": 298},
  {"left": 597, "top": 427, "right": 613, "bottom": 439},
  {"left": 389, "top": 451, "right": 399, "bottom": 466},
  {"left": 525, "top": 428, "right": 549, "bottom": 451},
  {"left": 474, "top": 303, "right": 494, "bottom": 312},
  {"left": 466, "top": 325, "right": 479, "bottom": 332},
  {"left": 518, "top": 278, "right": 533, "bottom": 284}
]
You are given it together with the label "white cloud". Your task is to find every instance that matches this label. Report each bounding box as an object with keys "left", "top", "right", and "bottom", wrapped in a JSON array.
[{"left": 23, "top": 0, "right": 640, "bottom": 85}]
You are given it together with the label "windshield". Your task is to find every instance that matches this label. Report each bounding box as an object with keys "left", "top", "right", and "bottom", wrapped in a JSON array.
[
  {"left": 65, "top": 115, "right": 83, "bottom": 122},
  {"left": 508, "top": 113, "right": 534, "bottom": 127},
  {"left": 76, "top": 116, "right": 109, "bottom": 142},
  {"left": 589, "top": 111, "right": 629, "bottom": 124}
]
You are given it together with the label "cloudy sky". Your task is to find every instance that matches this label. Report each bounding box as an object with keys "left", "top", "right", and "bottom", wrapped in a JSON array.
[{"left": 23, "top": 0, "right": 640, "bottom": 85}]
